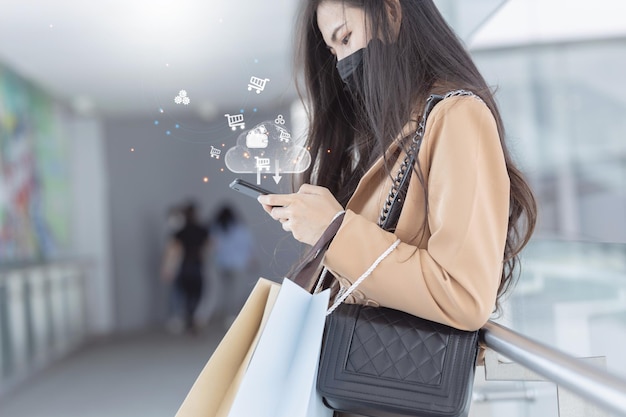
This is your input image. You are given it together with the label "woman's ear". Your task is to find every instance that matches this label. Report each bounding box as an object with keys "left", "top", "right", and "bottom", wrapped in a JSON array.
[{"left": 385, "top": 0, "right": 402, "bottom": 36}]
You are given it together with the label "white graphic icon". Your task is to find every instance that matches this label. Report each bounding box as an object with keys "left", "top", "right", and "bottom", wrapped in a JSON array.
[
  {"left": 255, "top": 156, "right": 271, "bottom": 172},
  {"left": 225, "top": 113, "right": 246, "bottom": 130},
  {"left": 174, "top": 90, "right": 190, "bottom": 105},
  {"left": 224, "top": 121, "right": 312, "bottom": 180},
  {"left": 275, "top": 114, "right": 285, "bottom": 125},
  {"left": 248, "top": 77, "right": 270, "bottom": 94},
  {"left": 278, "top": 129, "right": 291, "bottom": 143},
  {"left": 246, "top": 125, "right": 269, "bottom": 148},
  {"left": 210, "top": 146, "right": 222, "bottom": 159}
]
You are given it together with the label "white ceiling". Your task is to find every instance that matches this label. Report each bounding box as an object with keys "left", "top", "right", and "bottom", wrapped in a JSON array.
[
  {"left": 0, "top": 0, "right": 510, "bottom": 119},
  {"left": 0, "top": 0, "right": 299, "bottom": 119},
  {"left": 471, "top": 0, "right": 626, "bottom": 49}
]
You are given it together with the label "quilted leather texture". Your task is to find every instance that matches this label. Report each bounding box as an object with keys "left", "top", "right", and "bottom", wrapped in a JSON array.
[
  {"left": 318, "top": 304, "right": 479, "bottom": 417},
  {"left": 346, "top": 307, "right": 449, "bottom": 385}
]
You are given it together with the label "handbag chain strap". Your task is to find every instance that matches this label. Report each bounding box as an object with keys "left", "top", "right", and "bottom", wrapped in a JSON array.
[
  {"left": 378, "top": 89, "right": 483, "bottom": 228},
  {"left": 311, "top": 90, "right": 483, "bottom": 297}
]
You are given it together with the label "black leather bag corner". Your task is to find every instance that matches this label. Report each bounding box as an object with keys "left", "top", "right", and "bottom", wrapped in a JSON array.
[{"left": 317, "top": 304, "right": 479, "bottom": 417}]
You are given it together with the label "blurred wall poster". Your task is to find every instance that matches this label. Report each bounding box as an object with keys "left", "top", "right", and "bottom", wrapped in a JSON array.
[{"left": 0, "top": 64, "right": 71, "bottom": 263}]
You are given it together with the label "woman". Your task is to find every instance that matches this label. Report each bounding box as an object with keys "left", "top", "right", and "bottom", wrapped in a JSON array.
[
  {"left": 259, "top": 0, "right": 535, "bottom": 339},
  {"left": 162, "top": 201, "right": 209, "bottom": 334},
  {"left": 210, "top": 204, "right": 256, "bottom": 325}
]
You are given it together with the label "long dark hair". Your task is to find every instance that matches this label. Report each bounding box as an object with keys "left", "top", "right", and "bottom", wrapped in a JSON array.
[{"left": 294, "top": 0, "right": 537, "bottom": 311}]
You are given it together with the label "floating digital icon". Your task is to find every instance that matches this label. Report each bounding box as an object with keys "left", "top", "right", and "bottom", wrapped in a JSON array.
[
  {"left": 225, "top": 113, "right": 246, "bottom": 130},
  {"left": 224, "top": 121, "right": 311, "bottom": 182},
  {"left": 255, "top": 156, "right": 271, "bottom": 172},
  {"left": 174, "top": 90, "right": 190, "bottom": 105},
  {"left": 275, "top": 114, "right": 285, "bottom": 125},
  {"left": 248, "top": 76, "right": 270, "bottom": 94},
  {"left": 246, "top": 124, "right": 269, "bottom": 149},
  {"left": 278, "top": 128, "right": 291, "bottom": 143},
  {"left": 210, "top": 146, "right": 222, "bottom": 159}
]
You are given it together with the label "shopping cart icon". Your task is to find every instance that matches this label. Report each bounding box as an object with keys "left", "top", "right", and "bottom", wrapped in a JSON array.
[
  {"left": 210, "top": 146, "right": 221, "bottom": 159},
  {"left": 248, "top": 77, "right": 270, "bottom": 94},
  {"left": 255, "top": 156, "right": 271, "bottom": 172},
  {"left": 279, "top": 129, "right": 291, "bottom": 143},
  {"left": 224, "top": 114, "right": 245, "bottom": 131}
]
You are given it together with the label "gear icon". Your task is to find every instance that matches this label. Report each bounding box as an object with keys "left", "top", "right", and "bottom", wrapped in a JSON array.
[{"left": 174, "top": 90, "right": 190, "bottom": 105}]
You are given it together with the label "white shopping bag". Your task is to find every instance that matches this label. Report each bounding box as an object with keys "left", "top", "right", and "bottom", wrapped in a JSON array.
[
  {"left": 228, "top": 278, "right": 332, "bottom": 417},
  {"left": 176, "top": 278, "right": 281, "bottom": 417}
]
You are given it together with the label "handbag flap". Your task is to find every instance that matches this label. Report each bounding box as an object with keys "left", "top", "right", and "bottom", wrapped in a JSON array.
[
  {"left": 346, "top": 307, "right": 450, "bottom": 385},
  {"left": 318, "top": 304, "right": 479, "bottom": 417}
]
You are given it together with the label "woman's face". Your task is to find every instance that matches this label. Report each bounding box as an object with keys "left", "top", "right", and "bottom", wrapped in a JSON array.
[{"left": 317, "top": 1, "right": 370, "bottom": 62}]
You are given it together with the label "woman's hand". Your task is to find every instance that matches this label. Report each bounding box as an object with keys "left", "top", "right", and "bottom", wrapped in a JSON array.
[{"left": 258, "top": 184, "right": 344, "bottom": 246}]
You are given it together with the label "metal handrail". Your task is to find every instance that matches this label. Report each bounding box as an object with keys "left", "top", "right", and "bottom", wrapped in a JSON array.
[{"left": 481, "top": 321, "right": 626, "bottom": 417}]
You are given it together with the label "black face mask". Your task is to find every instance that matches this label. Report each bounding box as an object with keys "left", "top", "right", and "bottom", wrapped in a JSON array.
[
  {"left": 335, "top": 39, "right": 384, "bottom": 97},
  {"left": 336, "top": 47, "right": 365, "bottom": 96}
]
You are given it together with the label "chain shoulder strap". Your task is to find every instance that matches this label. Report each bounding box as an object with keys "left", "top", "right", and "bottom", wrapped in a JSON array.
[{"left": 377, "top": 90, "right": 484, "bottom": 228}]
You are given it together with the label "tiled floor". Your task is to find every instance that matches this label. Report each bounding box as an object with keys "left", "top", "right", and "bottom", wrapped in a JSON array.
[{"left": 0, "top": 326, "right": 226, "bottom": 417}]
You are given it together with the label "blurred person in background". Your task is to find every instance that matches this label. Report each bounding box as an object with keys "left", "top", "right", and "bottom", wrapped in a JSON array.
[
  {"left": 161, "top": 204, "right": 184, "bottom": 333},
  {"left": 161, "top": 200, "right": 210, "bottom": 335},
  {"left": 210, "top": 203, "right": 257, "bottom": 326}
]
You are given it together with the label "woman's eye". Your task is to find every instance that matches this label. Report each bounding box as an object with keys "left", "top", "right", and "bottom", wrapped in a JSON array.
[{"left": 341, "top": 33, "right": 351, "bottom": 45}]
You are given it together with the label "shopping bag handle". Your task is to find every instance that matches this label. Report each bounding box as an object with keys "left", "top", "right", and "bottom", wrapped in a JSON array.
[{"left": 288, "top": 212, "right": 346, "bottom": 292}]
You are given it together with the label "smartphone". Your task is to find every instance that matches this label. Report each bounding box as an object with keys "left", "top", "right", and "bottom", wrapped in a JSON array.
[{"left": 229, "top": 178, "right": 273, "bottom": 199}]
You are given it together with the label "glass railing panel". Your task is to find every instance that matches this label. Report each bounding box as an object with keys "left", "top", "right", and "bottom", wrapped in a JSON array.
[
  {"left": 26, "top": 268, "right": 50, "bottom": 365},
  {"left": 0, "top": 262, "right": 88, "bottom": 397},
  {"left": 0, "top": 276, "right": 7, "bottom": 383},
  {"left": 64, "top": 266, "right": 86, "bottom": 345},
  {"left": 498, "top": 240, "right": 626, "bottom": 379},
  {"left": 468, "top": 240, "right": 625, "bottom": 416},
  {"left": 471, "top": 379, "right": 559, "bottom": 417},
  {"left": 49, "top": 267, "right": 69, "bottom": 353},
  {"left": 5, "top": 271, "right": 29, "bottom": 380}
]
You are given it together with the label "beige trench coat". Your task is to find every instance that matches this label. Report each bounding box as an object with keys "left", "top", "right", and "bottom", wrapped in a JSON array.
[{"left": 321, "top": 95, "right": 510, "bottom": 417}]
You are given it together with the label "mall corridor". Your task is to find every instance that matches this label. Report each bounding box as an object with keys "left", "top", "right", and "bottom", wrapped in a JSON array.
[
  {"left": 0, "top": 327, "right": 225, "bottom": 417},
  {"left": 1, "top": 0, "right": 626, "bottom": 416}
]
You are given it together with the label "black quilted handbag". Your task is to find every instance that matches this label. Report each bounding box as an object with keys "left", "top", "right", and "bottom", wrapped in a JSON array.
[
  {"left": 316, "top": 92, "right": 481, "bottom": 417},
  {"left": 318, "top": 305, "right": 479, "bottom": 417}
]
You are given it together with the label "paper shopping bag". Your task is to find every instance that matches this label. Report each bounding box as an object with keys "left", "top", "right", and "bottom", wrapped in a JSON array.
[
  {"left": 175, "top": 278, "right": 281, "bottom": 417},
  {"left": 227, "top": 278, "right": 332, "bottom": 417}
]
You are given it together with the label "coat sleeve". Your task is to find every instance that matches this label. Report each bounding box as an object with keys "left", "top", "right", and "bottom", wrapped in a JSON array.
[{"left": 323, "top": 97, "right": 510, "bottom": 331}]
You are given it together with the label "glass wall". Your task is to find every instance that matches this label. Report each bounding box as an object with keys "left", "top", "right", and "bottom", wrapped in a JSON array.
[
  {"left": 474, "top": 40, "right": 626, "bottom": 242},
  {"left": 468, "top": 33, "right": 626, "bottom": 417}
]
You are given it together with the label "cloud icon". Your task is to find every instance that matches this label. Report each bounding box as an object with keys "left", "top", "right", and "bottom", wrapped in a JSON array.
[{"left": 225, "top": 121, "right": 311, "bottom": 175}]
